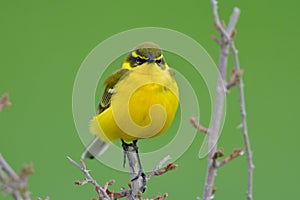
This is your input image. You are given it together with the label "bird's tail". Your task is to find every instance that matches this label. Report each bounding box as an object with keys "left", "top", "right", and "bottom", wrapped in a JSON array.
[{"left": 81, "top": 137, "right": 110, "bottom": 159}]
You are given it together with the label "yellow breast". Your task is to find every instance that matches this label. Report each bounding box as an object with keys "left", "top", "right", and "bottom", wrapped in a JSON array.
[{"left": 90, "top": 63, "right": 179, "bottom": 142}]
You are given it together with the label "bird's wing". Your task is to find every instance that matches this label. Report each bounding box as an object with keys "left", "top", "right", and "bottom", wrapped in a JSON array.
[
  {"left": 81, "top": 68, "right": 129, "bottom": 159},
  {"left": 98, "top": 68, "right": 129, "bottom": 113}
]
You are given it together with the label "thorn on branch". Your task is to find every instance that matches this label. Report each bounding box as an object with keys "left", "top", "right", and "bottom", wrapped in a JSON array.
[
  {"left": 211, "top": 35, "right": 222, "bottom": 45},
  {"left": 190, "top": 117, "right": 208, "bottom": 134},
  {"left": 236, "top": 123, "right": 243, "bottom": 129}
]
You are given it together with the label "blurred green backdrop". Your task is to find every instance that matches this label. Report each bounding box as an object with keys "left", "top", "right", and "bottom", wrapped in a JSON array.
[{"left": 0, "top": 0, "right": 299, "bottom": 199}]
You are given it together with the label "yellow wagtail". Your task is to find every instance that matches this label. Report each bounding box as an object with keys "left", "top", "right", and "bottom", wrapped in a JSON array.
[{"left": 82, "top": 42, "right": 179, "bottom": 186}]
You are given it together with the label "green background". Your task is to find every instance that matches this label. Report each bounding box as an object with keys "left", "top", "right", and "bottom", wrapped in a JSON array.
[{"left": 0, "top": 0, "right": 298, "bottom": 199}]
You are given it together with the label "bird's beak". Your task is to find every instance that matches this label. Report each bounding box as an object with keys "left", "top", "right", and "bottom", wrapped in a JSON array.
[{"left": 147, "top": 53, "right": 156, "bottom": 63}]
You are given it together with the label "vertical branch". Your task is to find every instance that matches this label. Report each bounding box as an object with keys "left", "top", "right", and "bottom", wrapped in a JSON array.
[
  {"left": 230, "top": 40, "right": 254, "bottom": 200},
  {"left": 202, "top": 39, "right": 229, "bottom": 200},
  {"left": 202, "top": 1, "right": 254, "bottom": 200},
  {"left": 201, "top": 1, "right": 234, "bottom": 199}
]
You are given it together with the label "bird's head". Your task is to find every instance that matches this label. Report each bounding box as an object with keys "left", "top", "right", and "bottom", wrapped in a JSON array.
[{"left": 122, "top": 42, "right": 167, "bottom": 70}]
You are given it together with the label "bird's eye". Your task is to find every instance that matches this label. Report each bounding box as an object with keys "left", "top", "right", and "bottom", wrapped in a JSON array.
[
  {"left": 155, "top": 59, "right": 163, "bottom": 65},
  {"left": 136, "top": 57, "right": 146, "bottom": 65}
]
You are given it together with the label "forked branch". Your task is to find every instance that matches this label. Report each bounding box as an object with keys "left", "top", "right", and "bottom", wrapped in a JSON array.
[
  {"left": 68, "top": 154, "right": 176, "bottom": 200},
  {"left": 0, "top": 154, "right": 34, "bottom": 200},
  {"left": 199, "top": 1, "right": 253, "bottom": 200}
]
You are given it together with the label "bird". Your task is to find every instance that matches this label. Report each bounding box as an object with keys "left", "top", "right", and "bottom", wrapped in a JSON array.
[{"left": 81, "top": 42, "right": 179, "bottom": 188}]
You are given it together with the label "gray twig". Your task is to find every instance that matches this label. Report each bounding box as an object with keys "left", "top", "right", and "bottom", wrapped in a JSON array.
[
  {"left": 190, "top": 117, "right": 208, "bottom": 134},
  {"left": 68, "top": 155, "right": 175, "bottom": 200},
  {"left": 67, "top": 156, "right": 110, "bottom": 200},
  {"left": 146, "top": 155, "right": 177, "bottom": 181},
  {"left": 0, "top": 154, "right": 33, "bottom": 200},
  {"left": 201, "top": 1, "right": 233, "bottom": 199},
  {"left": 200, "top": 1, "right": 253, "bottom": 200},
  {"left": 229, "top": 33, "right": 254, "bottom": 200}
]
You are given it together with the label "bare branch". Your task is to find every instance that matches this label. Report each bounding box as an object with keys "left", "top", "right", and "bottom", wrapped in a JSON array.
[
  {"left": 200, "top": 1, "right": 253, "bottom": 200},
  {"left": 0, "top": 154, "right": 34, "bottom": 200},
  {"left": 68, "top": 155, "right": 176, "bottom": 200},
  {"left": 146, "top": 156, "right": 177, "bottom": 181},
  {"left": 0, "top": 154, "right": 19, "bottom": 180},
  {"left": 199, "top": 1, "right": 254, "bottom": 200},
  {"left": 67, "top": 156, "right": 110, "bottom": 200},
  {"left": 201, "top": 1, "right": 235, "bottom": 199},
  {"left": 217, "top": 148, "right": 244, "bottom": 168},
  {"left": 213, "top": 3, "right": 254, "bottom": 199},
  {"left": 226, "top": 8, "right": 241, "bottom": 37},
  {"left": 189, "top": 117, "right": 208, "bottom": 134},
  {"left": 229, "top": 37, "right": 254, "bottom": 200}
]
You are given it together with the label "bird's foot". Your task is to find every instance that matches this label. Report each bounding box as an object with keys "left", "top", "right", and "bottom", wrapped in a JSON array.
[{"left": 131, "top": 170, "right": 147, "bottom": 193}]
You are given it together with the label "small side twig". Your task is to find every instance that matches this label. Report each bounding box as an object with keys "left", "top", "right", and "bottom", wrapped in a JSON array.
[
  {"left": 144, "top": 193, "right": 168, "bottom": 200},
  {"left": 218, "top": 148, "right": 244, "bottom": 168},
  {"left": 0, "top": 93, "right": 12, "bottom": 112},
  {"left": 0, "top": 153, "right": 34, "bottom": 200},
  {"left": 68, "top": 155, "right": 176, "bottom": 200},
  {"left": 189, "top": 117, "right": 208, "bottom": 134},
  {"left": 67, "top": 156, "right": 110, "bottom": 200},
  {"left": 146, "top": 155, "right": 177, "bottom": 181},
  {"left": 212, "top": 148, "right": 244, "bottom": 168}
]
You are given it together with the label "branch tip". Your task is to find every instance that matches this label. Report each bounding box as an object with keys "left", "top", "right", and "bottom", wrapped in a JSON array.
[
  {"left": 0, "top": 93, "right": 12, "bottom": 112},
  {"left": 218, "top": 148, "right": 244, "bottom": 168},
  {"left": 190, "top": 117, "right": 208, "bottom": 134},
  {"left": 227, "top": 67, "right": 244, "bottom": 90}
]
